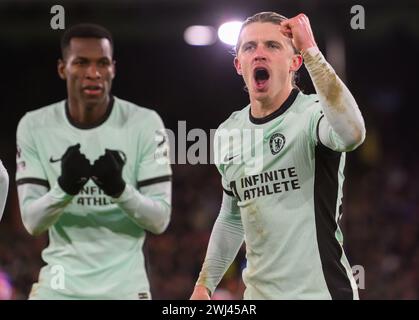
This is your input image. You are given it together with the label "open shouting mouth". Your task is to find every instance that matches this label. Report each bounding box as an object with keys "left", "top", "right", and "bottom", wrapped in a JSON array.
[{"left": 253, "top": 67, "right": 270, "bottom": 91}]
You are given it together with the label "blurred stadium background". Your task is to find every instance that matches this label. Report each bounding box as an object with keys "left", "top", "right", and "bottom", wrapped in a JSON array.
[{"left": 0, "top": 0, "right": 418, "bottom": 299}]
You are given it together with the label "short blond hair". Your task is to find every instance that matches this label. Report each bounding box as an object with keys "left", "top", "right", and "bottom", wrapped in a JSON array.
[{"left": 235, "top": 11, "right": 298, "bottom": 56}]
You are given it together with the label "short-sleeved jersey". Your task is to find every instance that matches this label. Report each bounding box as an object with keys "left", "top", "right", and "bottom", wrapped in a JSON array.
[
  {"left": 214, "top": 89, "right": 358, "bottom": 299},
  {"left": 16, "top": 96, "right": 171, "bottom": 299}
]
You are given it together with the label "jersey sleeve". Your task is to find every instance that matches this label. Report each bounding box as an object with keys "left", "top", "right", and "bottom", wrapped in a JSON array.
[
  {"left": 307, "top": 98, "right": 356, "bottom": 152},
  {"left": 303, "top": 47, "right": 365, "bottom": 152},
  {"left": 307, "top": 98, "right": 326, "bottom": 147},
  {"left": 213, "top": 126, "right": 233, "bottom": 195},
  {"left": 196, "top": 192, "right": 244, "bottom": 293},
  {"left": 16, "top": 114, "right": 49, "bottom": 187},
  {"left": 136, "top": 111, "right": 172, "bottom": 189}
]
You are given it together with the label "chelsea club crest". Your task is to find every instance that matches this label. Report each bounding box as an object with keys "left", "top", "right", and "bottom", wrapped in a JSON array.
[{"left": 269, "top": 133, "right": 286, "bottom": 155}]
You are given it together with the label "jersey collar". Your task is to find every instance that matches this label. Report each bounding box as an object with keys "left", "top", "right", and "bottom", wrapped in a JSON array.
[
  {"left": 65, "top": 96, "right": 115, "bottom": 130},
  {"left": 249, "top": 89, "right": 299, "bottom": 125}
]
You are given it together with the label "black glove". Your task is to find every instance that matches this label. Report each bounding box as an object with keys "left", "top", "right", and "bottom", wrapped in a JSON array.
[
  {"left": 58, "top": 144, "right": 91, "bottom": 195},
  {"left": 91, "top": 149, "right": 126, "bottom": 197}
]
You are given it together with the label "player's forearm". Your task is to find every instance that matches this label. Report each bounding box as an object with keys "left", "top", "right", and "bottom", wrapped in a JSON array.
[
  {"left": 303, "top": 47, "right": 366, "bottom": 151},
  {"left": 113, "top": 183, "right": 171, "bottom": 234},
  {"left": 196, "top": 194, "right": 244, "bottom": 295},
  {"left": 0, "top": 161, "right": 9, "bottom": 221},
  {"left": 18, "top": 183, "right": 73, "bottom": 236}
]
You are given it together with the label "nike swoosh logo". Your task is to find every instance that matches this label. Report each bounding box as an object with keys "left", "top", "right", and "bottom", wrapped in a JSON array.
[
  {"left": 49, "top": 157, "right": 62, "bottom": 163},
  {"left": 224, "top": 154, "right": 240, "bottom": 162},
  {"left": 156, "top": 131, "right": 167, "bottom": 147}
]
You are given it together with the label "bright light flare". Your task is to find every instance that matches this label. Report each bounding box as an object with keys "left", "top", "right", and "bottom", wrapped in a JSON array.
[
  {"left": 184, "top": 25, "right": 217, "bottom": 46},
  {"left": 217, "top": 21, "right": 243, "bottom": 46}
]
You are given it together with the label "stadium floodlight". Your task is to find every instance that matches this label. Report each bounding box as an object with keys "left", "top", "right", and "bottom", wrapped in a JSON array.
[
  {"left": 184, "top": 25, "right": 217, "bottom": 46},
  {"left": 217, "top": 21, "right": 243, "bottom": 46}
]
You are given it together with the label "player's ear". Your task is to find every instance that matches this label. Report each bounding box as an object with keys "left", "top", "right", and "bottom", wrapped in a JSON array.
[
  {"left": 57, "top": 59, "right": 66, "bottom": 80},
  {"left": 290, "top": 54, "right": 303, "bottom": 72},
  {"left": 111, "top": 60, "right": 116, "bottom": 79},
  {"left": 234, "top": 57, "right": 242, "bottom": 75}
]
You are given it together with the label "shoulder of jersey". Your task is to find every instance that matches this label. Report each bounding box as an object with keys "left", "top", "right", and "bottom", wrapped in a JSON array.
[
  {"left": 294, "top": 91, "right": 321, "bottom": 113},
  {"left": 21, "top": 100, "right": 65, "bottom": 127},
  {"left": 217, "top": 104, "right": 250, "bottom": 131},
  {"left": 114, "top": 96, "right": 161, "bottom": 123}
]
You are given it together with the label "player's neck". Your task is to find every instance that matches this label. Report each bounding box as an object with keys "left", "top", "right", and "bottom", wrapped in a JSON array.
[
  {"left": 250, "top": 86, "right": 293, "bottom": 119},
  {"left": 67, "top": 96, "right": 110, "bottom": 127}
]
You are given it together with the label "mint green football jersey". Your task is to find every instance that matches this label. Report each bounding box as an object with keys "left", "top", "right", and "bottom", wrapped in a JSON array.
[
  {"left": 214, "top": 89, "right": 358, "bottom": 299},
  {"left": 16, "top": 96, "right": 172, "bottom": 299}
]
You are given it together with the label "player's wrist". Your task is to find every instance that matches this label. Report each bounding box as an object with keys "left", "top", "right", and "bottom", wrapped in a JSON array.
[
  {"left": 300, "top": 45, "right": 320, "bottom": 56},
  {"left": 96, "top": 174, "right": 125, "bottom": 197},
  {"left": 194, "top": 284, "right": 211, "bottom": 297},
  {"left": 109, "top": 179, "right": 126, "bottom": 198},
  {"left": 301, "top": 46, "right": 326, "bottom": 72}
]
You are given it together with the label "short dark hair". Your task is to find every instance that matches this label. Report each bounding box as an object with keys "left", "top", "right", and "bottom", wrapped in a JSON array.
[{"left": 61, "top": 23, "right": 114, "bottom": 58}]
